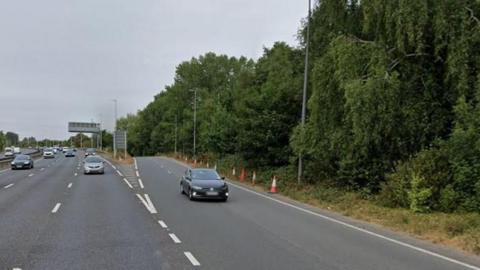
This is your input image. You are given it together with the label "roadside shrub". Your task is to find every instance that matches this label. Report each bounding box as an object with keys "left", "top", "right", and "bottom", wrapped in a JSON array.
[{"left": 379, "top": 146, "right": 451, "bottom": 212}]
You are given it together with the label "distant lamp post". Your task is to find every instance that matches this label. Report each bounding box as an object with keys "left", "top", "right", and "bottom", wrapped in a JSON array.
[
  {"left": 112, "top": 99, "right": 118, "bottom": 159},
  {"left": 298, "top": 0, "right": 311, "bottom": 184}
]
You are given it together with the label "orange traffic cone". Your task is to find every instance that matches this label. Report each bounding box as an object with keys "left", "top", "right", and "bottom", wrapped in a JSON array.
[
  {"left": 240, "top": 168, "right": 246, "bottom": 182},
  {"left": 269, "top": 176, "right": 278, "bottom": 193},
  {"left": 252, "top": 171, "right": 256, "bottom": 185}
]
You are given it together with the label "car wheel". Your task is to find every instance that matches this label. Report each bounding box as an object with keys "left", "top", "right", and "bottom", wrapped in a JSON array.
[
  {"left": 180, "top": 184, "right": 185, "bottom": 194},
  {"left": 188, "top": 189, "right": 194, "bottom": 201},
  {"left": 221, "top": 197, "right": 228, "bottom": 202}
]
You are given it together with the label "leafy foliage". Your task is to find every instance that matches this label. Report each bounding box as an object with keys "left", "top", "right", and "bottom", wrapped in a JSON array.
[{"left": 119, "top": 0, "right": 480, "bottom": 212}]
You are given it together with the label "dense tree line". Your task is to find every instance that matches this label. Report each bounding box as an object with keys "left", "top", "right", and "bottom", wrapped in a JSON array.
[{"left": 118, "top": 0, "right": 480, "bottom": 213}]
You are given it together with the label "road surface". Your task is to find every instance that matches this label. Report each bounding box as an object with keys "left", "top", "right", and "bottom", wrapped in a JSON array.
[{"left": 0, "top": 154, "right": 479, "bottom": 270}]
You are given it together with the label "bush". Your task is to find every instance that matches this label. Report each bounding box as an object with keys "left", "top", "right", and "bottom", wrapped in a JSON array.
[{"left": 379, "top": 146, "right": 452, "bottom": 212}]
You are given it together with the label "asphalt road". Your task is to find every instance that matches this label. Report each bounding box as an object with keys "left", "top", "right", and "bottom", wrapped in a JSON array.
[{"left": 0, "top": 153, "right": 479, "bottom": 270}]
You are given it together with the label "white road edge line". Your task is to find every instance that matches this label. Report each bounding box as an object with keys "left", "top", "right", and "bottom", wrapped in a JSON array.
[
  {"left": 4, "top": 183, "right": 14, "bottom": 189},
  {"left": 116, "top": 170, "right": 123, "bottom": 177},
  {"left": 227, "top": 181, "right": 480, "bottom": 270},
  {"left": 68, "top": 183, "right": 73, "bottom": 189},
  {"left": 112, "top": 165, "right": 117, "bottom": 170},
  {"left": 135, "top": 170, "right": 140, "bottom": 177},
  {"left": 169, "top": 233, "right": 182, "bottom": 243},
  {"left": 158, "top": 220, "right": 168, "bottom": 228},
  {"left": 134, "top": 158, "right": 138, "bottom": 170},
  {"left": 123, "top": 178, "right": 133, "bottom": 189},
  {"left": 13, "top": 267, "right": 22, "bottom": 270},
  {"left": 184, "top": 252, "right": 200, "bottom": 266},
  {"left": 138, "top": 178, "right": 144, "bottom": 189},
  {"left": 51, "top": 203, "right": 61, "bottom": 213}
]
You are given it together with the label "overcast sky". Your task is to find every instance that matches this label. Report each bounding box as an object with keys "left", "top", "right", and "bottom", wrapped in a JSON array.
[{"left": 0, "top": 0, "right": 307, "bottom": 140}]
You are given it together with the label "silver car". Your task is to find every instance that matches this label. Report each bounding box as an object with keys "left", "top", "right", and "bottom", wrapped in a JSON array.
[{"left": 83, "top": 156, "right": 105, "bottom": 175}]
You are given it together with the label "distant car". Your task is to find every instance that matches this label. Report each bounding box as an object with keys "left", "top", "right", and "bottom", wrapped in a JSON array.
[
  {"left": 11, "top": 154, "right": 34, "bottom": 170},
  {"left": 180, "top": 168, "right": 229, "bottom": 202},
  {"left": 13, "top": 147, "right": 21, "bottom": 155},
  {"left": 83, "top": 156, "right": 105, "bottom": 174},
  {"left": 73, "top": 148, "right": 77, "bottom": 152},
  {"left": 62, "top": 147, "right": 69, "bottom": 153},
  {"left": 43, "top": 148, "right": 55, "bottom": 159},
  {"left": 65, "top": 149, "right": 75, "bottom": 157},
  {"left": 85, "top": 148, "right": 96, "bottom": 157},
  {"left": 4, "top": 147, "right": 14, "bottom": 157}
]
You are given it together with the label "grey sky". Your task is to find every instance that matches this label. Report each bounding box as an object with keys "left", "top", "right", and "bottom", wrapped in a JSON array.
[{"left": 0, "top": 0, "right": 306, "bottom": 140}]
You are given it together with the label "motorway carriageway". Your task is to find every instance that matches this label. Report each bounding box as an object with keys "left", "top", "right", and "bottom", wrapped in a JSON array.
[{"left": 0, "top": 153, "right": 479, "bottom": 270}]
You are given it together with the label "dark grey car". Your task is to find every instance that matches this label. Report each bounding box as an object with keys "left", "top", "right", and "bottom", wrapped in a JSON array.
[
  {"left": 11, "top": 154, "right": 34, "bottom": 170},
  {"left": 180, "top": 169, "right": 229, "bottom": 202}
]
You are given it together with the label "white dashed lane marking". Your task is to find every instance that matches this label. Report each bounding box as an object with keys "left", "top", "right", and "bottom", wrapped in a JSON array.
[
  {"left": 68, "top": 183, "right": 72, "bottom": 189},
  {"left": 138, "top": 178, "right": 144, "bottom": 189},
  {"left": 51, "top": 203, "right": 61, "bottom": 213},
  {"left": 4, "top": 183, "right": 14, "bottom": 189},
  {"left": 158, "top": 220, "right": 168, "bottom": 228},
  {"left": 28, "top": 173, "right": 34, "bottom": 177},
  {"left": 169, "top": 233, "right": 181, "bottom": 243},
  {"left": 184, "top": 252, "right": 200, "bottom": 266},
  {"left": 123, "top": 178, "right": 133, "bottom": 189}
]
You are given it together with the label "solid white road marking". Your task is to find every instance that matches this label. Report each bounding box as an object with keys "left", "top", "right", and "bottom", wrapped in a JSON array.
[
  {"left": 138, "top": 178, "right": 144, "bottom": 189},
  {"left": 136, "top": 194, "right": 158, "bottom": 214},
  {"left": 134, "top": 158, "right": 138, "bottom": 170},
  {"left": 112, "top": 165, "right": 117, "bottom": 170},
  {"left": 135, "top": 170, "right": 139, "bottom": 177},
  {"left": 51, "top": 203, "right": 61, "bottom": 213},
  {"left": 68, "top": 183, "right": 72, "bottom": 189},
  {"left": 123, "top": 178, "right": 133, "bottom": 189},
  {"left": 184, "top": 252, "right": 200, "bottom": 266},
  {"left": 74, "top": 173, "right": 78, "bottom": 176},
  {"left": 13, "top": 268, "right": 22, "bottom": 270},
  {"left": 158, "top": 220, "right": 168, "bottom": 228},
  {"left": 227, "top": 181, "right": 480, "bottom": 270},
  {"left": 4, "top": 183, "right": 14, "bottom": 189},
  {"left": 116, "top": 170, "right": 123, "bottom": 177},
  {"left": 169, "top": 233, "right": 181, "bottom": 243}
]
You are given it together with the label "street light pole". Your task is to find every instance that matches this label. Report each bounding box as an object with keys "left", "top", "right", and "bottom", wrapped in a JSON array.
[
  {"left": 113, "top": 99, "right": 118, "bottom": 159},
  {"left": 174, "top": 114, "right": 178, "bottom": 155},
  {"left": 193, "top": 89, "right": 197, "bottom": 159},
  {"left": 298, "top": 0, "right": 311, "bottom": 184}
]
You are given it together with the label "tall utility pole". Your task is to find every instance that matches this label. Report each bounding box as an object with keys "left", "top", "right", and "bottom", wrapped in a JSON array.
[
  {"left": 298, "top": 0, "right": 311, "bottom": 184},
  {"left": 193, "top": 89, "right": 197, "bottom": 159},
  {"left": 113, "top": 99, "right": 118, "bottom": 159},
  {"left": 174, "top": 114, "right": 178, "bottom": 155}
]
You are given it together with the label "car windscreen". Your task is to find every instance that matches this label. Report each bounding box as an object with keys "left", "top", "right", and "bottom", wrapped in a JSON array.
[
  {"left": 85, "top": 157, "right": 102, "bottom": 163},
  {"left": 15, "top": 155, "right": 29, "bottom": 160},
  {"left": 86, "top": 148, "right": 96, "bottom": 152},
  {"left": 191, "top": 170, "right": 221, "bottom": 180}
]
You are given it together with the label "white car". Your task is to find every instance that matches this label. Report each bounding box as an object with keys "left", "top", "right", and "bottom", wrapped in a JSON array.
[
  {"left": 62, "top": 147, "right": 69, "bottom": 153},
  {"left": 43, "top": 148, "right": 55, "bottom": 159},
  {"left": 13, "top": 147, "right": 21, "bottom": 155},
  {"left": 4, "top": 147, "right": 14, "bottom": 157}
]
